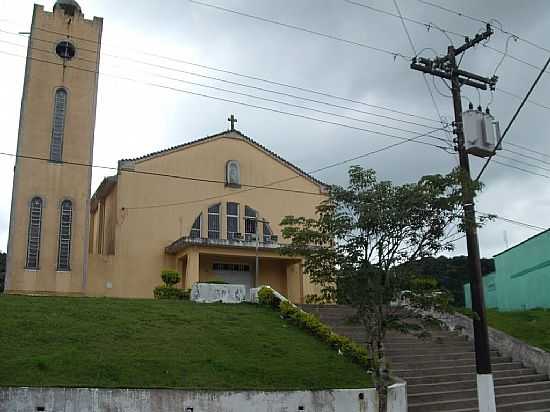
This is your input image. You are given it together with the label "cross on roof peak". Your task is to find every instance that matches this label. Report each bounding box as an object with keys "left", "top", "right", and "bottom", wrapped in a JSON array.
[{"left": 228, "top": 114, "right": 237, "bottom": 131}]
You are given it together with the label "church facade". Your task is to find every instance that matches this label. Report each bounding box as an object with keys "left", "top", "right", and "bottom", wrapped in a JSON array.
[{"left": 5, "top": 2, "right": 326, "bottom": 301}]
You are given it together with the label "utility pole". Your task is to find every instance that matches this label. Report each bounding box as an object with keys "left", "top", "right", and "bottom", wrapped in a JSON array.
[
  {"left": 254, "top": 217, "right": 269, "bottom": 287},
  {"left": 411, "top": 25, "right": 498, "bottom": 412}
]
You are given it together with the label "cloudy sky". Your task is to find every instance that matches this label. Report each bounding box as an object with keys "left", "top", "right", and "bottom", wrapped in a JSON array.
[{"left": 1, "top": 0, "right": 549, "bottom": 258}]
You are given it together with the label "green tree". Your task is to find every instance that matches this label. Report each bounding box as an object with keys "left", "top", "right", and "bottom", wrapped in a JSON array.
[
  {"left": 281, "top": 166, "right": 481, "bottom": 411},
  {"left": 401, "top": 255, "right": 495, "bottom": 306}
]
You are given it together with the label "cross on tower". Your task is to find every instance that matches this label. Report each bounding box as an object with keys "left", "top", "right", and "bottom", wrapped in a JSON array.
[{"left": 228, "top": 114, "right": 237, "bottom": 131}]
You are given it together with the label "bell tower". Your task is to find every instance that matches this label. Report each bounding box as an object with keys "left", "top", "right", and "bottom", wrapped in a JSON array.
[{"left": 5, "top": 1, "right": 103, "bottom": 294}]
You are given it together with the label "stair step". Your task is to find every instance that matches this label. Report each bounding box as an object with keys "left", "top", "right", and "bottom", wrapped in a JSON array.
[
  {"left": 392, "top": 356, "right": 512, "bottom": 370},
  {"left": 388, "top": 350, "right": 499, "bottom": 363},
  {"left": 404, "top": 362, "right": 536, "bottom": 385},
  {"left": 497, "top": 398, "right": 550, "bottom": 411},
  {"left": 409, "top": 397, "right": 478, "bottom": 412},
  {"left": 301, "top": 305, "right": 550, "bottom": 411},
  {"left": 408, "top": 375, "right": 550, "bottom": 394},
  {"left": 408, "top": 388, "right": 550, "bottom": 404}
]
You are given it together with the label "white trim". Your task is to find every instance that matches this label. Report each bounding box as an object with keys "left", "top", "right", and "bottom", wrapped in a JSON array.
[{"left": 477, "top": 374, "right": 496, "bottom": 412}]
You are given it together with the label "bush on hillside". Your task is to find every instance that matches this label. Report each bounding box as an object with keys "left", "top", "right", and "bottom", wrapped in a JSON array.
[
  {"left": 258, "top": 287, "right": 281, "bottom": 308},
  {"left": 278, "top": 300, "right": 371, "bottom": 370},
  {"left": 154, "top": 269, "right": 188, "bottom": 300},
  {"left": 161, "top": 270, "right": 181, "bottom": 287},
  {"left": 154, "top": 286, "right": 190, "bottom": 300}
]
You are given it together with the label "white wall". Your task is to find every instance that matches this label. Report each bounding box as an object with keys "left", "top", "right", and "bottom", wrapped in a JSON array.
[{"left": 0, "top": 385, "right": 407, "bottom": 412}]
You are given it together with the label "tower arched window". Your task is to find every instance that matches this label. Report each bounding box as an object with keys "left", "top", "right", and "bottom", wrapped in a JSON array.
[
  {"left": 26, "top": 197, "right": 43, "bottom": 269},
  {"left": 57, "top": 200, "right": 73, "bottom": 271},
  {"left": 50, "top": 88, "right": 68, "bottom": 162}
]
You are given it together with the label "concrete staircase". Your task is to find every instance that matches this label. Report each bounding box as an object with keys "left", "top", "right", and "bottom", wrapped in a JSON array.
[{"left": 300, "top": 304, "right": 550, "bottom": 411}]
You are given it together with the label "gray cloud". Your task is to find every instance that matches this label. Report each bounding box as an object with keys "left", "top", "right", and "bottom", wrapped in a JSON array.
[{"left": 1, "top": 0, "right": 550, "bottom": 258}]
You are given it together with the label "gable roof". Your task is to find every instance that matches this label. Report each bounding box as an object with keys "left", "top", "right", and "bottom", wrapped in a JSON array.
[
  {"left": 493, "top": 228, "right": 550, "bottom": 258},
  {"left": 118, "top": 129, "right": 328, "bottom": 190},
  {"left": 90, "top": 175, "right": 117, "bottom": 212}
]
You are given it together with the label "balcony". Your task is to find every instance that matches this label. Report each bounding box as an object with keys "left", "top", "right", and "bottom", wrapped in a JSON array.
[{"left": 165, "top": 235, "right": 281, "bottom": 255}]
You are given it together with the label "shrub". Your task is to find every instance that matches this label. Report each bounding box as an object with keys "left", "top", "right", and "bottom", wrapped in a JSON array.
[
  {"left": 258, "top": 287, "right": 281, "bottom": 308},
  {"left": 161, "top": 270, "right": 181, "bottom": 287},
  {"left": 277, "top": 300, "right": 371, "bottom": 370},
  {"left": 154, "top": 286, "right": 190, "bottom": 300}
]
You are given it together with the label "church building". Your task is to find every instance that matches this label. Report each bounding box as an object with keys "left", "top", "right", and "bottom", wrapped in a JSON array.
[{"left": 5, "top": 1, "right": 327, "bottom": 301}]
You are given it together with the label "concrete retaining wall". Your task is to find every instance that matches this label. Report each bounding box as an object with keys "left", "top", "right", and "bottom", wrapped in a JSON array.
[
  {"left": 436, "top": 311, "right": 550, "bottom": 377},
  {"left": 0, "top": 384, "right": 407, "bottom": 412}
]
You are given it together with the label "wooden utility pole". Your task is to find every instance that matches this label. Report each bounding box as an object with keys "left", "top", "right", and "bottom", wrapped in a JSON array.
[{"left": 411, "top": 25, "right": 498, "bottom": 411}]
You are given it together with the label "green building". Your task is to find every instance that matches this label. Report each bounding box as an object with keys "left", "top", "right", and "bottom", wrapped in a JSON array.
[
  {"left": 464, "top": 229, "right": 550, "bottom": 311},
  {"left": 464, "top": 271, "right": 498, "bottom": 309}
]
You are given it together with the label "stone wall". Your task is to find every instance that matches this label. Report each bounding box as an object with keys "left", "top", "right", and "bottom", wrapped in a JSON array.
[
  {"left": 435, "top": 311, "right": 550, "bottom": 377},
  {"left": 0, "top": 385, "right": 407, "bottom": 412}
]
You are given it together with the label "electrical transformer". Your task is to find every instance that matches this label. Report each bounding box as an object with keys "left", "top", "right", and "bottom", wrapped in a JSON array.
[{"left": 463, "top": 106, "right": 501, "bottom": 157}]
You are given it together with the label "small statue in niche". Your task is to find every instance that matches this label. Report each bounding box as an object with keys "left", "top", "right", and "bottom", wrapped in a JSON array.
[{"left": 226, "top": 160, "right": 241, "bottom": 187}]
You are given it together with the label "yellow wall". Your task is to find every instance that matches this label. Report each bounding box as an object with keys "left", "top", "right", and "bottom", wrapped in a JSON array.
[
  {"left": 87, "top": 133, "right": 325, "bottom": 300},
  {"left": 6, "top": 4, "right": 102, "bottom": 294},
  {"left": 5, "top": 6, "right": 324, "bottom": 301}
]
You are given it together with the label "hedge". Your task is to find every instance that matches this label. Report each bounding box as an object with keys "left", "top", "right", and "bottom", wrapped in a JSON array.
[{"left": 257, "top": 287, "right": 371, "bottom": 371}]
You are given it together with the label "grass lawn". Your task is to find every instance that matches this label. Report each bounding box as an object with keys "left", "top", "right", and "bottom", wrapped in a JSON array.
[
  {"left": 0, "top": 295, "right": 372, "bottom": 390},
  {"left": 485, "top": 308, "right": 550, "bottom": 352}
]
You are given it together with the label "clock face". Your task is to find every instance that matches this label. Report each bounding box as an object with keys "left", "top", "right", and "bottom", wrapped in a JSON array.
[{"left": 55, "top": 41, "right": 76, "bottom": 60}]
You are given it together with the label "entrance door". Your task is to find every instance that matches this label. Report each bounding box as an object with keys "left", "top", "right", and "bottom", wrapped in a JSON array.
[{"left": 213, "top": 263, "right": 254, "bottom": 290}]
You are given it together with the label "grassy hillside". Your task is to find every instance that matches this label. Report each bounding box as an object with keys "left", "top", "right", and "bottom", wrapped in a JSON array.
[
  {"left": 486, "top": 308, "right": 550, "bottom": 352},
  {"left": 0, "top": 296, "right": 372, "bottom": 390}
]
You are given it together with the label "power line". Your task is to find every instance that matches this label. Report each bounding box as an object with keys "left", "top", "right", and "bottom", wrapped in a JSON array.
[
  {"left": 0, "top": 48, "right": 452, "bottom": 151},
  {"left": 3, "top": 147, "right": 543, "bottom": 235},
  {"left": 0, "top": 33, "right": 448, "bottom": 133},
  {"left": 476, "top": 55, "right": 550, "bottom": 180},
  {"left": 186, "top": 0, "right": 411, "bottom": 60},
  {"left": 496, "top": 87, "right": 550, "bottom": 114},
  {"left": 506, "top": 141, "right": 550, "bottom": 160},
  {"left": 391, "top": 0, "right": 456, "bottom": 156},
  {"left": 0, "top": 26, "right": 444, "bottom": 125},
  {"left": 492, "top": 159, "right": 550, "bottom": 180},
  {"left": 501, "top": 148, "right": 550, "bottom": 167},
  {"left": 477, "top": 211, "right": 547, "bottom": 232},
  {"left": 4, "top": 49, "right": 550, "bottom": 182},
  {"left": 6, "top": 32, "right": 550, "bottom": 160},
  {"left": 343, "top": 0, "right": 550, "bottom": 76},
  {"left": 415, "top": 0, "right": 550, "bottom": 55},
  {"left": 0, "top": 151, "right": 324, "bottom": 197},
  {"left": 0, "top": 123, "right": 450, "bottom": 211},
  {"left": 497, "top": 153, "right": 550, "bottom": 174}
]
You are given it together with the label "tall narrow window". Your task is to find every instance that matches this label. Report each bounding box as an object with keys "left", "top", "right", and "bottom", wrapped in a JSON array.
[
  {"left": 57, "top": 200, "right": 73, "bottom": 271},
  {"left": 190, "top": 214, "right": 202, "bottom": 238},
  {"left": 244, "top": 206, "right": 257, "bottom": 242},
  {"left": 26, "top": 197, "right": 43, "bottom": 269},
  {"left": 208, "top": 204, "right": 220, "bottom": 239},
  {"left": 97, "top": 200, "right": 105, "bottom": 255},
  {"left": 263, "top": 222, "right": 273, "bottom": 243},
  {"left": 50, "top": 88, "right": 68, "bottom": 162},
  {"left": 227, "top": 202, "right": 239, "bottom": 240}
]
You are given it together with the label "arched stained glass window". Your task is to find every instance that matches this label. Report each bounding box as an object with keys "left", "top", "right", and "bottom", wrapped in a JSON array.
[
  {"left": 227, "top": 202, "right": 239, "bottom": 240},
  {"left": 190, "top": 213, "right": 202, "bottom": 238},
  {"left": 208, "top": 204, "right": 220, "bottom": 239},
  {"left": 244, "top": 206, "right": 257, "bottom": 242},
  {"left": 26, "top": 197, "right": 43, "bottom": 269},
  {"left": 57, "top": 200, "right": 73, "bottom": 271},
  {"left": 50, "top": 88, "right": 68, "bottom": 162}
]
